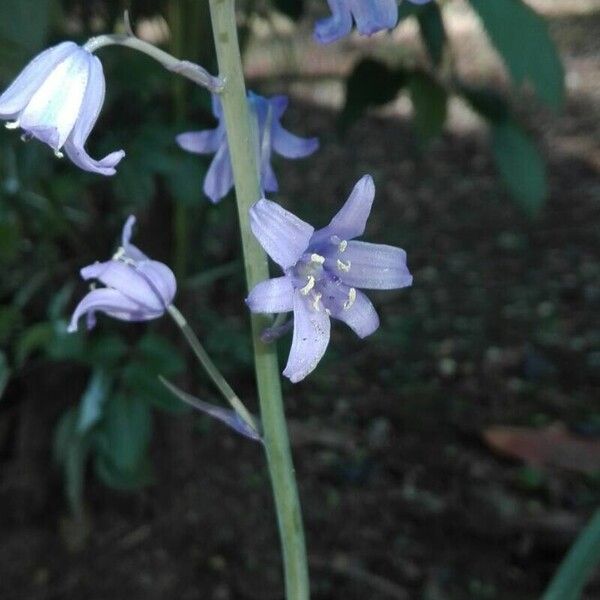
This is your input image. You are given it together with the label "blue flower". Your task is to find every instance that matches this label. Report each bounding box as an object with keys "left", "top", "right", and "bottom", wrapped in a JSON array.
[
  {"left": 0, "top": 41, "right": 125, "bottom": 175},
  {"left": 246, "top": 175, "right": 413, "bottom": 382},
  {"left": 314, "top": 0, "right": 432, "bottom": 44},
  {"left": 68, "top": 216, "right": 176, "bottom": 332},
  {"left": 176, "top": 92, "right": 319, "bottom": 203}
]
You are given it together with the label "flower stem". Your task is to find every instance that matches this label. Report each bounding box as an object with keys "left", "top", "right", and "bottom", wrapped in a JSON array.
[{"left": 208, "top": 1, "right": 310, "bottom": 598}]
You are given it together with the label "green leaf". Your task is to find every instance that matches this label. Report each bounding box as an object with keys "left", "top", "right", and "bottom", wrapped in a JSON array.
[
  {"left": 417, "top": 3, "right": 447, "bottom": 67},
  {"left": 340, "top": 59, "right": 406, "bottom": 129},
  {"left": 95, "top": 395, "right": 152, "bottom": 473},
  {"left": 94, "top": 453, "right": 154, "bottom": 491},
  {"left": 15, "top": 321, "right": 53, "bottom": 366},
  {"left": 136, "top": 333, "right": 185, "bottom": 376},
  {"left": 272, "top": 0, "right": 304, "bottom": 20},
  {"left": 408, "top": 72, "right": 448, "bottom": 142},
  {"left": 459, "top": 84, "right": 510, "bottom": 124},
  {"left": 77, "top": 370, "right": 112, "bottom": 435},
  {"left": 491, "top": 120, "right": 547, "bottom": 216},
  {"left": 0, "top": 351, "right": 10, "bottom": 400},
  {"left": 468, "top": 0, "right": 565, "bottom": 110}
]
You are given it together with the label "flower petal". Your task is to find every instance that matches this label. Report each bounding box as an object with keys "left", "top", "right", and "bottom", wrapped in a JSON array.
[
  {"left": 67, "top": 288, "right": 159, "bottom": 332},
  {"left": 134, "top": 260, "right": 177, "bottom": 307},
  {"left": 312, "top": 175, "right": 374, "bottom": 248},
  {"left": 349, "top": 0, "right": 398, "bottom": 36},
  {"left": 250, "top": 199, "right": 314, "bottom": 270},
  {"left": 80, "top": 260, "right": 164, "bottom": 311},
  {"left": 176, "top": 127, "right": 223, "bottom": 155},
  {"left": 121, "top": 215, "right": 149, "bottom": 262},
  {"left": 0, "top": 41, "right": 79, "bottom": 118},
  {"left": 283, "top": 291, "right": 331, "bottom": 383},
  {"left": 320, "top": 278, "right": 380, "bottom": 338},
  {"left": 19, "top": 47, "right": 90, "bottom": 150},
  {"left": 272, "top": 123, "right": 319, "bottom": 159},
  {"left": 63, "top": 52, "right": 125, "bottom": 175},
  {"left": 314, "top": 0, "right": 353, "bottom": 44},
  {"left": 203, "top": 142, "right": 234, "bottom": 203},
  {"left": 246, "top": 276, "right": 294, "bottom": 314},
  {"left": 328, "top": 240, "right": 413, "bottom": 289},
  {"left": 261, "top": 156, "right": 279, "bottom": 193}
]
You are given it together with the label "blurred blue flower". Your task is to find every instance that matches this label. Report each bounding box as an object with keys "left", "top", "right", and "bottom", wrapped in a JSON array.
[
  {"left": 68, "top": 216, "right": 176, "bottom": 332},
  {"left": 246, "top": 175, "right": 413, "bottom": 382},
  {"left": 0, "top": 41, "right": 124, "bottom": 175},
  {"left": 314, "top": 0, "right": 432, "bottom": 44},
  {"left": 176, "top": 92, "right": 319, "bottom": 203}
]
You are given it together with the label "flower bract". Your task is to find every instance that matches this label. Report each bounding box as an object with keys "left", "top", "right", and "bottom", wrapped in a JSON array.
[
  {"left": 176, "top": 92, "right": 318, "bottom": 203},
  {"left": 0, "top": 41, "right": 124, "bottom": 175},
  {"left": 68, "top": 216, "right": 176, "bottom": 332},
  {"left": 246, "top": 175, "right": 413, "bottom": 382}
]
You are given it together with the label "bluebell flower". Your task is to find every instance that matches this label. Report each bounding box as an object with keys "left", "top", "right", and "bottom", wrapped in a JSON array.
[
  {"left": 68, "top": 216, "right": 176, "bottom": 332},
  {"left": 0, "top": 41, "right": 125, "bottom": 175},
  {"left": 246, "top": 175, "right": 413, "bottom": 382},
  {"left": 176, "top": 92, "right": 319, "bottom": 203},
  {"left": 314, "top": 0, "right": 432, "bottom": 44}
]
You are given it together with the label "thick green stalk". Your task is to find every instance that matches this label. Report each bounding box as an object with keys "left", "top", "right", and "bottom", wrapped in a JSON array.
[{"left": 208, "top": 1, "right": 310, "bottom": 598}]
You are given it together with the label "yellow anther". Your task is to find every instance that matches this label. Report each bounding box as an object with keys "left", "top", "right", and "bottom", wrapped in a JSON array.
[
  {"left": 336, "top": 259, "right": 351, "bottom": 272},
  {"left": 311, "top": 292, "right": 322, "bottom": 311},
  {"left": 299, "top": 275, "right": 315, "bottom": 295},
  {"left": 343, "top": 287, "right": 357, "bottom": 310},
  {"left": 338, "top": 240, "right": 348, "bottom": 252},
  {"left": 5, "top": 121, "right": 20, "bottom": 130},
  {"left": 310, "top": 253, "right": 325, "bottom": 265}
]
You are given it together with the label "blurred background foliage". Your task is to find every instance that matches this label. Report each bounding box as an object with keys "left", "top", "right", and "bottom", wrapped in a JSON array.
[{"left": 0, "top": 1, "right": 599, "bottom": 597}]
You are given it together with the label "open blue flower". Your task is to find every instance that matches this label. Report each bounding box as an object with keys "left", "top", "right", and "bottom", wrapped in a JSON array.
[
  {"left": 314, "top": 0, "right": 431, "bottom": 44},
  {"left": 176, "top": 92, "right": 319, "bottom": 203},
  {"left": 68, "top": 216, "right": 176, "bottom": 332},
  {"left": 246, "top": 175, "right": 413, "bottom": 382},
  {"left": 0, "top": 41, "right": 124, "bottom": 175}
]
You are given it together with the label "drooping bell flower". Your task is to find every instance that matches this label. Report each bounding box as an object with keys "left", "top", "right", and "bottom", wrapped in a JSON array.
[
  {"left": 0, "top": 41, "right": 124, "bottom": 175},
  {"left": 314, "top": 0, "right": 432, "bottom": 44},
  {"left": 176, "top": 92, "right": 319, "bottom": 203},
  {"left": 246, "top": 175, "right": 413, "bottom": 382},
  {"left": 68, "top": 216, "right": 176, "bottom": 332}
]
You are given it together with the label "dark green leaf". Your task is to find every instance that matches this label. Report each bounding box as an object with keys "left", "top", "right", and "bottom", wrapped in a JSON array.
[
  {"left": 468, "top": 0, "right": 565, "bottom": 110},
  {"left": 340, "top": 59, "right": 407, "bottom": 129},
  {"left": 136, "top": 333, "right": 185, "bottom": 376},
  {"left": 408, "top": 72, "right": 448, "bottom": 142},
  {"left": 459, "top": 84, "right": 510, "bottom": 124},
  {"left": 0, "top": 351, "right": 9, "bottom": 400},
  {"left": 77, "top": 370, "right": 112, "bottom": 434},
  {"left": 15, "top": 322, "right": 53, "bottom": 366},
  {"left": 94, "top": 453, "right": 154, "bottom": 491},
  {"left": 491, "top": 120, "right": 547, "bottom": 216},
  {"left": 417, "top": 3, "right": 447, "bottom": 67},
  {"left": 272, "top": 0, "right": 304, "bottom": 20}
]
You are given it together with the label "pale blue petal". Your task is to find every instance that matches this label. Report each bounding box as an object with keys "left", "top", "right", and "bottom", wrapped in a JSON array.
[
  {"left": 250, "top": 199, "right": 314, "bottom": 269},
  {"left": 176, "top": 127, "right": 223, "bottom": 155},
  {"left": 272, "top": 123, "right": 319, "bottom": 159},
  {"left": 261, "top": 156, "right": 279, "bottom": 193},
  {"left": 328, "top": 241, "right": 413, "bottom": 289},
  {"left": 121, "top": 216, "right": 149, "bottom": 262},
  {"left": 203, "top": 142, "right": 234, "bottom": 203},
  {"left": 350, "top": 0, "right": 398, "bottom": 35},
  {"left": 68, "top": 288, "right": 158, "bottom": 333},
  {"left": 314, "top": 0, "right": 353, "bottom": 44},
  {"left": 63, "top": 52, "right": 124, "bottom": 175},
  {"left": 246, "top": 276, "right": 294, "bottom": 314},
  {"left": 283, "top": 291, "right": 331, "bottom": 383},
  {"left": 0, "top": 42, "right": 78, "bottom": 118},
  {"left": 134, "top": 261, "right": 177, "bottom": 307}
]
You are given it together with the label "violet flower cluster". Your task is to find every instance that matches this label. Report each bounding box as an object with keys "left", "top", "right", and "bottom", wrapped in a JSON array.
[
  {"left": 315, "top": 0, "right": 432, "bottom": 44},
  {"left": 68, "top": 216, "right": 176, "bottom": 332},
  {"left": 0, "top": 41, "right": 124, "bottom": 175},
  {"left": 246, "top": 175, "right": 413, "bottom": 382},
  {"left": 177, "top": 92, "right": 319, "bottom": 203}
]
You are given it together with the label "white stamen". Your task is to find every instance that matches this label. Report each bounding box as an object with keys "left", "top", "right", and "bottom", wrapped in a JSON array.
[
  {"left": 337, "top": 259, "right": 351, "bottom": 272},
  {"left": 112, "top": 246, "right": 126, "bottom": 261},
  {"left": 311, "top": 292, "right": 322, "bottom": 311},
  {"left": 338, "top": 240, "right": 347, "bottom": 252},
  {"left": 5, "top": 120, "right": 20, "bottom": 130},
  {"left": 310, "top": 253, "right": 325, "bottom": 265},
  {"left": 343, "top": 288, "right": 356, "bottom": 310},
  {"left": 325, "top": 308, "right": 331, "bottom": 316},
  {"left": 54, "top": 150, "right": 64, "bottom": 159},
  {"left": 299, "top": 275, "right": 315, "bottom": 295}
]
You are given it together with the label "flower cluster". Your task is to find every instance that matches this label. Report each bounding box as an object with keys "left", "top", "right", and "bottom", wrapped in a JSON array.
[
  {"left": 246, "top": 175, "right": 413, "bottom": 382},
  {"left": 315, "top": 0, "right": 432, "bottom": 44},
  {"left": 0, "top": 41, "right": 124, "bottom": 175},
  {"left": 176, "top": 92, "right": 319, "bottom": 203}
]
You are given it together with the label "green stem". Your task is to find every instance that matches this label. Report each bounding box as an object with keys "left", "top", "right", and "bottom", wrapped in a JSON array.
[
  {"left": 167, "top": 304, "right": 258, "bottom": 437},
  {"left": 208, "top": 1, "right": 310, "bottom": 598},
  {"left": 541, "top": 508, "right": 600, "bottom": 600}
]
